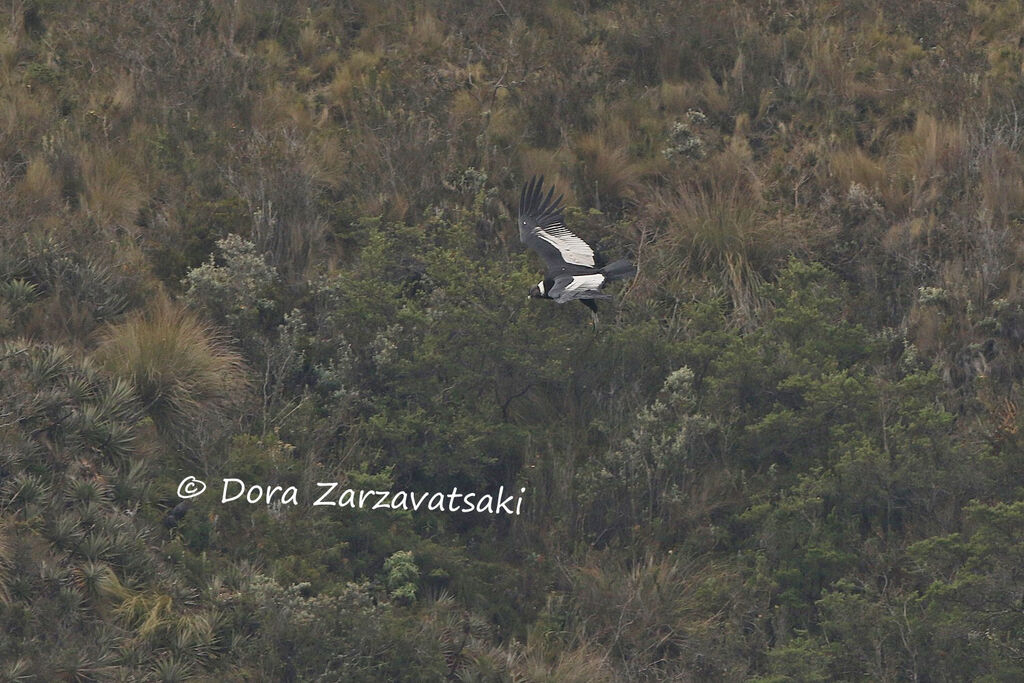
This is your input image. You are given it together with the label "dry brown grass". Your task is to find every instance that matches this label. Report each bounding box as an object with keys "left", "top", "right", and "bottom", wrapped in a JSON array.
[
  {"left": 253, "top": 82, "right": 315, "bottom": 131},
  {"left": 300, "top": 131, "right": 346, "bottom": 191},
  {"left": 575, "top": 132, "right": 649, "bottom": 209},
  {"left": 0, "top": 86, "right": 50, "bottom": 156},
  {"left": 0, "top": 522, "right": 10, "bottom": 605},
  {"left": 892, "top": 113, "right": 967, "bottom": 214},
  {"left": 324, "top": 50, "right": 381, "bottom": 113},
  {"left": 828, "top": 113, "right": 968, "bottom": 228},
  {"left": 483, "top": 103, "right": 520, "bottom": 148},
  {"left": 657, "top": 80, "right": 697, "bottom": 115},
  {"left": 658, "top": 147, "right": 807, "bottom": 320},
  {"left": 94, "top": 298, "right": 248, "bottom": 440},
  {"left": 829, "top": 146, "right": 886, "bottom": 199},
  {"left": 79, "top": 74, "right": 137, "bottom": 140},
  {"left": 17, "top": 156, "right": 61, "bottom": 213},
  {"left": 297, "top": 24, "right": 322, "bottom": 62},
  {"left": 0, "top": 30, "right": 19, "bottom": 84},
  {"left": 227, "top": 128, "right": 331, "bottom": 277},
  {"left": 552, "top": 553, "right": 739, "bottom": 679},
  {"left": 79, "top": 147, "right": 147, "bottom": 233},
  {"left": 979, "top": 142, "right": 1024, "bottom": 224},
  {"left": 692, "top": 72, "right": 732, "bottom": 121},
  {"left": 804, "top": 26, "right": 854, "bottom": 100},
  {"left": 517, "top": 644, "right": 617, "bottom": 682},
  {"left": 662, "top": 181, "right": 766, "bottom": 317},
  {"left": 408, "top": 8, "right": 446, "bottom": 53},
  {"left": 519, "top": 146, "right": 577, "bottom": 206}
]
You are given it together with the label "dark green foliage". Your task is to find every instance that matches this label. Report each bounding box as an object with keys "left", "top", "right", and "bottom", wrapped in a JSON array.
[{"left": 233, "top": 577, "right": 447, "bottom": 681}]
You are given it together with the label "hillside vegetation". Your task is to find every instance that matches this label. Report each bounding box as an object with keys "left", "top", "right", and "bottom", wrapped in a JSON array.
[{"left": 1, "top": 0, "right": 1022, "bottom": 680}]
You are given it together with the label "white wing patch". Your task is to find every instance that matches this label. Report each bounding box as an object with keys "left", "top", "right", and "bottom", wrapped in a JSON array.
[
  {"left": 549, "top": 273, "right": 610, "bottom": 303},
  {"left": 534, "top": 224, "right": 596, "bottom": 267},
  {"left": 563, "top": 274, "right": 605, "bottom": 292},
  {"left": 565, "top": 274, "right": 602, "bottom": 292}
]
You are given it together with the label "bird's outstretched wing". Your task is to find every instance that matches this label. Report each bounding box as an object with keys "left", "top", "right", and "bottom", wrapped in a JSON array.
[
  {"left": 519, "top": 176, "right": 596, "bottom": 272},
  {"left": 547, "top": 274, "right": 612, "bottom": 304}
]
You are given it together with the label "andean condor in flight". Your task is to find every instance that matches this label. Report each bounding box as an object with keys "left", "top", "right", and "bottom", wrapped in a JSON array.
[{"left": 518, "top": 175, "right": 636, "bottom": 313}]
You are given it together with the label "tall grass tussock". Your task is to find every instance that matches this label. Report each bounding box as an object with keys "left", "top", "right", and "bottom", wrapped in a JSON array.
[{"left": 94, "top": 299, "right": 248, "bottom": 440}]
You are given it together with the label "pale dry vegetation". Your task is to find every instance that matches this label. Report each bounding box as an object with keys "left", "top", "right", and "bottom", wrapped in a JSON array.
[{"left": 95, "top": 299, "right": 248, "bottom": 441}]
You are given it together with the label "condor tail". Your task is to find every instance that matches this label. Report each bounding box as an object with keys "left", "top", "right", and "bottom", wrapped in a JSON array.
[{"left": 600, "top": 259, "right": 636, "bottom": 281}]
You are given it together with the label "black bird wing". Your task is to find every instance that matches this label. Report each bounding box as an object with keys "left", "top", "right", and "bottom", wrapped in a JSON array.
[
  {"left": 519, "top": 176, "right": 596, "bottom": 274},
  {"left": 163, "top": 500, "right": 191, "bottom": 528},
  {"left": 547, "top": 274, "right": 612, "bottom": 304}
]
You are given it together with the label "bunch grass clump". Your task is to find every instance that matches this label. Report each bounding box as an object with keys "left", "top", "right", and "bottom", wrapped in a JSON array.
[{"left": 95, "top": 299, "right": 248, "bottom": 440}]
